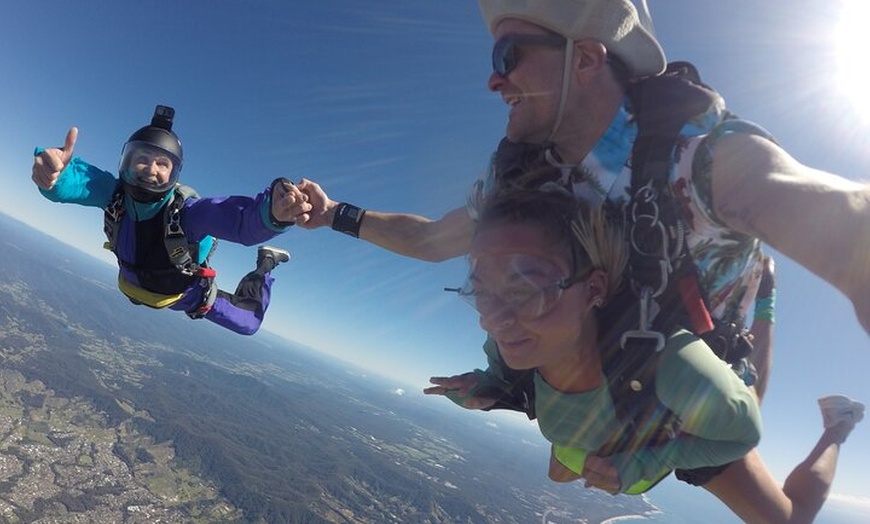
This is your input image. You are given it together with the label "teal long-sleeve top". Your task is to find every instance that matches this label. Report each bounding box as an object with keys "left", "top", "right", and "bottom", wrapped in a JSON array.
[{"left": 456, "top": 329, "right": 762, "bottom": 493}]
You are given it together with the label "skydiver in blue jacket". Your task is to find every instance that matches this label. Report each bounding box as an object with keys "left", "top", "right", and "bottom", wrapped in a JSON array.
[{"left": 32, "top": 105, "right": 310, "bottom": 335}]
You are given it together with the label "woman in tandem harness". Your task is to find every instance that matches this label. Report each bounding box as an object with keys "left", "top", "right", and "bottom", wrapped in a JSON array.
[{"left": 32, "top": 105, "right": 309, "bottom": 335}]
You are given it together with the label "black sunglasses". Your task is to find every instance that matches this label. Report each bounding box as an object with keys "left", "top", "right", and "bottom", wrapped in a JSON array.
[{"left": 492, "top": 34, "right": 567, "bottom": 77}]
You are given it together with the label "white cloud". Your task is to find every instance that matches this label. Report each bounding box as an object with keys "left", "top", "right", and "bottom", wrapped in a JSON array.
[{"left": 828, "top": 493, "right": 870, "bottom": 508}]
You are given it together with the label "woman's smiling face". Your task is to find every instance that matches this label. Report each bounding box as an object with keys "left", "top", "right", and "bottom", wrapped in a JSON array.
[{"left": 468, "top": 221, "right": 593, "bottom": 372}]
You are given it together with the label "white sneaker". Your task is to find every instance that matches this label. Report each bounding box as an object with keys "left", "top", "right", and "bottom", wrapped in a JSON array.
[
  {"left": 257, "top": 245, "right": 291, "bottom": 272},
  {"left": 818, "top": 395, "right": 865, "bottom": 428}
]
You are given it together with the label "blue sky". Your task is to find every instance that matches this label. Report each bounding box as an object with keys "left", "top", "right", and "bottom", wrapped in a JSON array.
[{"left": 2, "top": 0, "right": 868, "bottom": 512}]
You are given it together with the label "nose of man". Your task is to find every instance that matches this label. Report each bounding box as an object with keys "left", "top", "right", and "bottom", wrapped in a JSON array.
[{"left": 487, "top": 70, "right": 505, "bottom": 92}]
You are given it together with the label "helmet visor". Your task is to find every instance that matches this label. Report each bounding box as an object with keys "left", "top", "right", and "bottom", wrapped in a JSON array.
[{"left": 119, "top": 141, "right": 182, "bottom": 194}]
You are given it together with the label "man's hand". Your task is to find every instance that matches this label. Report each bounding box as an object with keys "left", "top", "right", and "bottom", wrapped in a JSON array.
[
  {"left": 294, "top": 178, "right": 337, "bottom": 229},
  {"left": 32, "top": 127, "right": 77, "bottom": 190},
  {"left": 581, "top": 455, "right": 621, "bottom": 495},
  {"left": 424, "top": 373, "right": 498, "bottom": 410},
  {"left": 270, "top": 178, "right": 313, "bottom": 225}
]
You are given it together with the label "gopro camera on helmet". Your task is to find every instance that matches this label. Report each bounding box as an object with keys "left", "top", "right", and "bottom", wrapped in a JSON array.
[
  {"left": 119, "top": 104, "right": 184, "bottom": 201},
  {"left": 151, "top": 105, "right": 175, "bottom": 131}
]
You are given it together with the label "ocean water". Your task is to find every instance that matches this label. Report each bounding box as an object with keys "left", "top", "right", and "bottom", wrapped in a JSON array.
[{"left": 643, "top": 478, "right": 746, "bottom": 524}]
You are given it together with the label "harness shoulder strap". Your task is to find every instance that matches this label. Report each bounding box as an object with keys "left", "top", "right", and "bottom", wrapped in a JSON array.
[
  {"left": 597, "top": 292, "right": 680, "bottom": 447},
  {"left": 175, "top": 183, "right": 200, "bottom": 200},
  {"left": 591, "top": 63, "right": 737, "bottom": 462},
  {"left": 618, "top": 61, "right": 748, "bottom": 396},
  {"left": 162, "top": 186, "right": 197, "bottom": 275},
  {"left": 591, "top": 65, "right": 756, "bottom": 489},
  {"left": 103, "top": 181, "right": 126, "bottom": 252},
  {"left": 625, "top": 61, "right": 723, "bottom": 318},
  {"left": 163, "top": 184, "right": 219, "bottom": 318}
]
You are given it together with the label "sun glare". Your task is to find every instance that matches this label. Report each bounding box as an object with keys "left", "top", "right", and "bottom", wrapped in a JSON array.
[{"left": 834, "top": 1, "right": 870, "bottom": 122}]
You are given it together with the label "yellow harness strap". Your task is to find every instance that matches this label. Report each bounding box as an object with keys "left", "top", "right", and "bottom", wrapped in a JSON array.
[{"left": 117, "top": 275, "right": 184, "bottom": 309}]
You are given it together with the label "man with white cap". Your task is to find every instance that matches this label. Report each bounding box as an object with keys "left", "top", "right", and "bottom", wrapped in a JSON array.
[
  {"left": 295, "top": 0, "right": 867, "bottom": 520},
  {"left": 300, "top": 0, "right": 869, "bottom": 335}
]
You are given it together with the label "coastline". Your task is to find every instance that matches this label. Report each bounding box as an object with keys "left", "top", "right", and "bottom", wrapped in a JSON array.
[
  {"left": 599, "top": 515, "right": 649, "bottom": 524},
  {"left": 598, "top": 497, "right": 663, "bottom": 524}
]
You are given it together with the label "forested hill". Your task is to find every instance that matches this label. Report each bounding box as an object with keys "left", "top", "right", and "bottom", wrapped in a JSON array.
[{"left": 0, "top": 213, "right": 656, "bottom": 523}]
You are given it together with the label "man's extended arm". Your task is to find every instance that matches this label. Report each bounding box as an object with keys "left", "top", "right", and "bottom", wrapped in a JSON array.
[
  {"left": 295, "top": 178, "right": 474, "bottom": 262},
  {"left": 711, "top": 133, "right": 870, "bottom": 333},
  {"left": 357, "top": 206, "right": 474, "bottom": 262}
]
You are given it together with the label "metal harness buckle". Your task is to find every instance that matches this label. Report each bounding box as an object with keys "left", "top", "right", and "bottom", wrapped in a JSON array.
[{"left": 620, "top": 286, "right": 665, "bottom": 353}]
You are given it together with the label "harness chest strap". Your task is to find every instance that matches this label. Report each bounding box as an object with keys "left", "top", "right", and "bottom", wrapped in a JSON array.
[{"left": 164, "top": 196, "right": 195, "bottom": 275}]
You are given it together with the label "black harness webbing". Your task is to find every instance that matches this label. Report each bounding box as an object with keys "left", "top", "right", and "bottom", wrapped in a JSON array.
[{"left": 103, "top": 183, "right": 218, "bottom": 317}]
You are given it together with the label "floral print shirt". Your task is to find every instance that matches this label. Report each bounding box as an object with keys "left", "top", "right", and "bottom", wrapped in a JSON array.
[{"left": 469, "top": 99, "right": 773, "bottom": 325}]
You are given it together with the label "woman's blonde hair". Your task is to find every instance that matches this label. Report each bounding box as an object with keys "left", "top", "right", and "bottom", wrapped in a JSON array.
[{"left": 476, "top": 184, "right": 628, "bottom": 300}]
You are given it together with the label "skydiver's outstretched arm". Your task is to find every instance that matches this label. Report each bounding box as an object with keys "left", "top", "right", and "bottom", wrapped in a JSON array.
[
  {"left": 295, "top": 178, "right": 473, "bottom": 262},
  {"left": 424, "top": 373, "right": 499, "bottom": 410},
  {"left": 711, "top": 134, "right": 870, "bottom": 334}
]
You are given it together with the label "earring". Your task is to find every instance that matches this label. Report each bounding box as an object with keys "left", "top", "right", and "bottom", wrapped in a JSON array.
[{"left": 593, "top": 297, "right": 604, "bottom": 308}]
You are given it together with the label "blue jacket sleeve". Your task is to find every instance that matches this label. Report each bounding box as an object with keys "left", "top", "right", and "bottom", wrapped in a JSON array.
[
  {"left": 35, "top": 153, "right": 117, "bottom": 208},
  {"left": 181, "top": 185, "right": 292, "bottom": 246},
  {"left": 609, "top": 329, "right": 762, "bottom": 490}
]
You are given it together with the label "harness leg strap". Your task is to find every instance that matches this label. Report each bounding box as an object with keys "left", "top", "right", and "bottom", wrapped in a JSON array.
[{"left": 187, "top": 275, "right": 218, "bottom": 319}]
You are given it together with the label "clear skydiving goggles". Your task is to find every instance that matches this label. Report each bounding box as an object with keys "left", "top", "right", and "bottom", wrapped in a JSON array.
[
  {"left": 446, "top": 254, "right": 589, "bottom": 321},
  {"left": 119, "top": 141, "right": 182, "bottom": 195}
]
